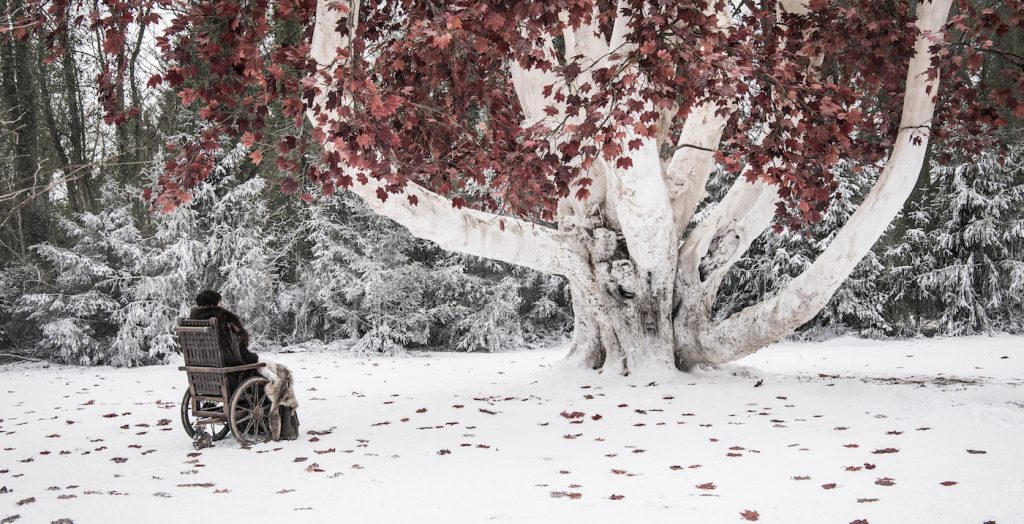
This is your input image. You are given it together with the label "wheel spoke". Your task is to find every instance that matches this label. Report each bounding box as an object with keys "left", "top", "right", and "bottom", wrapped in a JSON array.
[
  {"left": 244, "top": 416, "right": 255, "bottom": 438},
  {"left": 256, "top": 415, "right": 268, "bottom": 437},
  {"left": 235, "top": 413, "right": 252, "bottom": 426}
]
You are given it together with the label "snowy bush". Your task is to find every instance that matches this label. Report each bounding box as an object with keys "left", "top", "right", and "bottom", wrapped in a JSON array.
[{"left": 283, "top": 194, "right": 570, "bottom": 355}]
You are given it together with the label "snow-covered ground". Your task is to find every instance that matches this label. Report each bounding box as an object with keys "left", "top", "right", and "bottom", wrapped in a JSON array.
[{"left": 2, "top": 336, "right": 1023, "bottom": 523}]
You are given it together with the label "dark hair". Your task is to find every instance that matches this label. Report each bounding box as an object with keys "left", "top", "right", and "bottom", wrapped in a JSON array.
[{"left": 196, "top": 289, "right": 222, "bottom": 307}]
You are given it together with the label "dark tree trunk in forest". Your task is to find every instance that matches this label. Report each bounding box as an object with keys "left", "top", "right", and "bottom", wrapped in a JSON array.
[{"left": 0, "top": 0, "right": 49, "bottom": 253}]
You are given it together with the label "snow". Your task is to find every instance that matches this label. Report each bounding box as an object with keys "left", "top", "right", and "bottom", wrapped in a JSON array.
[{"left": 2, "top": 336, "right": 1023, "bottom": 523}]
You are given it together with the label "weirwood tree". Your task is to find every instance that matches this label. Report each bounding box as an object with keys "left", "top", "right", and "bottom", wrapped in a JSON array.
[{"left": 23, "top": 0, "right": 1024, "bottom": 373}]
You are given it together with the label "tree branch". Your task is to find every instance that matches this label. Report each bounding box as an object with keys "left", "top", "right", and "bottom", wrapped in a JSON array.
[
  {"left": 676, "top": 169, "right": 779, "bottom": 298},
  {"left": 306, "top": 0, "right": 579, "bottom": 277},
  {"left": 662, "top": 2, "right": 734, "bottom": 239},
  {"left": 665, "top": 101, "right": 732, "bottom": 240},
  {"left": 699, "top": 0, "right": 955, "bottom": 364}
]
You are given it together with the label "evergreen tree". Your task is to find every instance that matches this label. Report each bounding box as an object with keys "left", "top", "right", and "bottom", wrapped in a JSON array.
[
  {"left": 879, "top": 196, "right": 937, "bottom": 336},
  {"left": 915, "top": 147, "right": 1024, "bottom": 334},
  {"left": 715, "top": 163, "right": 889, "bottom": 337},
  {"left": 19, "top": 183, "right": 155, "bottom": 365}
]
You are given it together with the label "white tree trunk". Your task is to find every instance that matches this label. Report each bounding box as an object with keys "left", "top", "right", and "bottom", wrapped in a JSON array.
[{"left": 306, "top": 0, "right": 954, "bottom": 374}]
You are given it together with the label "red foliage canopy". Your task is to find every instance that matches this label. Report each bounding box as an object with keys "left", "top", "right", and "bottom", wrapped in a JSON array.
[{"left": 15, "top": 0, "right": 1024, "bottom": 227}]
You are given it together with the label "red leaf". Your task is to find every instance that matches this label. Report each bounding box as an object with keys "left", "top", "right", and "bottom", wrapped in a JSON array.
[
  {"left": 431, "top": 33, "right": 453, "bottom": 50},
  {"left": 102, "top": 29, "right": 125, "bottom": 55},
  {"left": 939, "top": 481, "right": 958, "bottom": 486},
  {"left": 549, "top": 491, "right": 582, "bottom": 499},
  {"left": 280, "top": 178, "right": 299, "bottom": 194},
  {"left": 356, "top": 134, "right": 374, "bottom": 148},
  {"left": 874, "top": 477, "right": 896, "bottom": 486},
  {"left": 177, "top": 88, "right": 197, "bottom": 106},
  {"left": 376, "top": 187, "right": 389, "bottom": 202},
  {"left": 696, "top": 482, "right": 716, "bottom": 490},
  {"left": 616, "top": 157, "right": 633, "bottom": 170},
  {"left": 147, "top": 74, "right": 162, "bottom": 88},
  {"left": 602, "top": 141, "right": 622, "bottom": 160},
  {"left": 249, "top": 149, "right": 263, "bottom": 165},
  {"left": 740, "top": 510, "right": 760, "bottom": 521}
]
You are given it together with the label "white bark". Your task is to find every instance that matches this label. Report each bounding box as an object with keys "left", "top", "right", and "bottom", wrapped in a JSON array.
[
  {"left": 699, "top": 0, "right": 954, "bottom": 364},
  {"left": 665, "top": 102, "right": 731, "bottom": 238},
  {"left": 679, "top": 172, "right": 779, "bottom": 296},
  {"left": 663, "top": 3, "right": 734, "bottom": 237}
]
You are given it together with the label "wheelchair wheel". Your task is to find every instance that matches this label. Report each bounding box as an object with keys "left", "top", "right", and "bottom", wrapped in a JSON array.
[
  {"left": 229, "top": 376, "right": 273, "bottom": 446},
  {"left": 181, "top": 389, "right": 231, "bottom": 441}
]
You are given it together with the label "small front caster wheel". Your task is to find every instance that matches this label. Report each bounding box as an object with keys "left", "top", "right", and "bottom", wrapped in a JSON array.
[{"left": 192, "top": 429, "right": 213, "bottom": 450}]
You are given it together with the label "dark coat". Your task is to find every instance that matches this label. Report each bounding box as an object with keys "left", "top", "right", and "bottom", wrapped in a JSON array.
[{"left": 188, "top": 305, "right": 259, "bottom": 366}]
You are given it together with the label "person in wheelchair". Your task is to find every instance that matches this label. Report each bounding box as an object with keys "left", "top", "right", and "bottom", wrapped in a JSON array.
[
  {"left": 184, "top": 289, "right": 299, "bottom": 442},
  {"left": 189, "top": 289, "right": 259, "bottom": 366}
]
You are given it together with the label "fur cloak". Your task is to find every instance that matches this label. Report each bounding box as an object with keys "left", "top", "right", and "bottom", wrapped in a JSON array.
[{"left": 258, "top": 361, "right": 300, "bottom": 441}]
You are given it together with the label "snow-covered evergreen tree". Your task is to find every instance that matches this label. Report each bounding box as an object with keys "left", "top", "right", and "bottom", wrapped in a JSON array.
[
  {"left": 879, "top": 195, "right": 938, "bottom": 336},
  {"left": 715, "top": 162, "right": 889, "bottom": 337},
  {"left": 16, "top": 143, "right": 295, "bottom": 365},
  {"left": 282, "top": 192, "right": 571, "bottom": 355},
  {"left": 19, "top": 183, "right": 154, "bottom": 365},
  {"left": 195, "top": 146, "right": 291, "bottom": 342},
  {"left": 914, "top": 147, "right": 1024, "bottom": 334}
]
